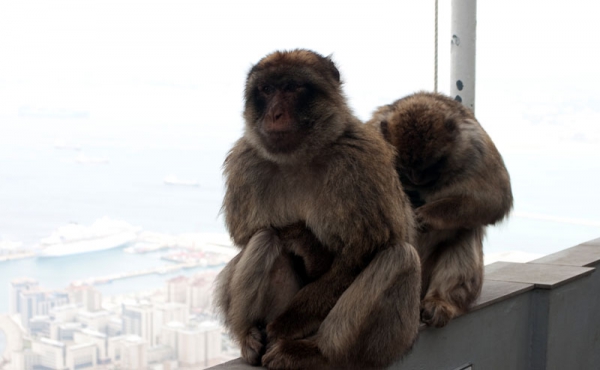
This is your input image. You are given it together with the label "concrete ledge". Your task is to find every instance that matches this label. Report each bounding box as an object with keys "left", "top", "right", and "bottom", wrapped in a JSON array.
[
  {"left": 484, "top": 261, "right": 593, "bottom": 289},
  {"left": 470, "top": 279, "right": 533, "bottom": 312},
  {"left": 208, "top": 237, "right": 600, "bottom": 370},
  {"left": 211, "top": 359, "right": 255, "bottom": 370},
  {"left": 581, "top": 237, "right": 600, "bottom": 246},
  {"left": 529, "top": 244, "right": 600, "bottom": 267}
]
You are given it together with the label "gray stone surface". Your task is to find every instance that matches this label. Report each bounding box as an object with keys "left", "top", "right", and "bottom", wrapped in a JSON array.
[
  {"left": 210, "top": 359, "right": 257, "bottom": 370},
  {"left": 530, "top": 244, "right": 600, "bottom": 267},
  {"left": 391, "top": 291, "right": 534, "bottom": 370},
  {"left": 580, "top": 237, "right": 600, "bottom": 246},
  {"left": 544, "top": 268, "right": 600, "bottom": 370},
  {"left": 471, "top": 279, "right": 533, "bottom": 311},
  {"left": 484, "top": 261, "right": 594, "bottom": 288}
]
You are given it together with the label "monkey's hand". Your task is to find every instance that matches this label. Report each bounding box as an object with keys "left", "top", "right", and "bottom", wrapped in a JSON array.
[
  {"left": 414, "top": 207, "right": 432, "bottom": 232},
  {"left": 415, "top": 200, "right": 464, "bottom": 230},
  {"left": 240, "top": 326, "right": 265, "bottom": 366},
  {"left": 263, "top": 338, "right": 323, "bottom": 370},
  {"left": 417, "top": 195, "right": 504, "bottom": 230}
]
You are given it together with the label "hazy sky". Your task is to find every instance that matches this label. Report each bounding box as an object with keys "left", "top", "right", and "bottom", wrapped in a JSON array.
[
  {"left": 1, "top": 1, "right": 599, "bottom": 151},
  {"left": 0, "top": 1, "right": 599, "bottom": 249}
]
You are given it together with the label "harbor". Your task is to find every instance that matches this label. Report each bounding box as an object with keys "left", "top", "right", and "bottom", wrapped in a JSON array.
[
  {"left": 0, "top": 252, "right": 36, "bottom": 262},
  {"left": 69, "top": 260, "right": 223, "bottom": 286}
]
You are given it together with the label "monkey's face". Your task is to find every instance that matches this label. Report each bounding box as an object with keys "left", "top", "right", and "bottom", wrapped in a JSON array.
[
  {"left": 386, "top": 106, "right": 457, "bottom": 190},
  {"left": 243, "top": 50, "right": 343, "bottom": 156},
  {"left": 397, "top": 155, "right": 447, "bottom": 189},
  {"left": 246, "top": 76, "right": 315, "bottom": 154},
  {"left": 394, "top": 127, "right": 454, "bottom": 190}
]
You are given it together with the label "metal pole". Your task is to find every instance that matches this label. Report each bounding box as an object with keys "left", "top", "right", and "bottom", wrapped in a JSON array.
[{"left": 450, "top": 0, "right": 477, "bottom": 112}]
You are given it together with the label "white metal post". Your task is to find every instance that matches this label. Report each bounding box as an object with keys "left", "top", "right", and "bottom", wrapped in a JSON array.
[{"left": 450, "top": 0, "right": 477, "bottom": 112}]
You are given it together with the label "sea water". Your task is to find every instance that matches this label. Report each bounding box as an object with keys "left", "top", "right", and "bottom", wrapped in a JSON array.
[{"left": 0, "top": 107, "right": 234, "bottom": 313}]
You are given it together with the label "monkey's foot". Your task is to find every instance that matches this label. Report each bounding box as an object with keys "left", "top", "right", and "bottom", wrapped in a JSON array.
[
  {"left": 421, "top": 298, "right": 460, "bottom": 328},
  {"left": 240, "top": 327, "right": 265, "bottom": 366},
  {"left": 262, "top": 338, "right": 326, "bottom": 370}
]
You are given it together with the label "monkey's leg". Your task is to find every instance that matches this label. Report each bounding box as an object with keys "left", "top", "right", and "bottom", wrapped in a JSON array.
[
  {"left": 263, "top": 243, "right": 421, "bottom": 369},
  {"left": 421, "top": 227, "right": 484, "bottom": 328},
  {"left": 264, "top": 255, "right": 358, "bottom": 345},
  {"left": 214, "top": 252, "right": 242, "bottom": 329},
  {"left": 214, "top": 229, "right": 302, "bottom": 366}
]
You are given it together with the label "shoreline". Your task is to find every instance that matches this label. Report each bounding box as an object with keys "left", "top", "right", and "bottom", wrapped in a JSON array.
[
  {"left": 0, "top": 252, "right": 36, "bottom": 262},
  {"left": 70, "top": 261, "right": 225, "bottom": 286}
]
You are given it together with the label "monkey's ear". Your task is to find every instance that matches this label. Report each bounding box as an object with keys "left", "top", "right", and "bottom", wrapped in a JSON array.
[
  {"left": 325, "top": 55, "right": 341, "bottom": 83},
  {"left": 380, "top": 120, "right": 392, "bottom": 143}
]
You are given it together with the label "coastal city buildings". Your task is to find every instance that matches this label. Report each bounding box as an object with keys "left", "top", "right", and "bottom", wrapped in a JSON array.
[{"left": 0, "top": 271, "right": 236, "bottom": 370}]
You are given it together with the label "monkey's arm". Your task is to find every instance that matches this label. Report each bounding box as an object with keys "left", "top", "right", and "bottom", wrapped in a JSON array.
[
  {"left": 417, "top": 190, "right": 511, "bottom": 230},
  {"left": 222, "top": 140, "right": 272, "bottom": 247},
  {"left": 276, "top": 223, "right": 334, "bottom": 281}
]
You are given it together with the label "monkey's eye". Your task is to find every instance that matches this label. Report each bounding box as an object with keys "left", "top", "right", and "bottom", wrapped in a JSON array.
[
  {"left": 261, "top": 85, "right": 275, "bottom": 94},
  {"left": 283, "top": 82, "right": 298, "bottom": 92}
]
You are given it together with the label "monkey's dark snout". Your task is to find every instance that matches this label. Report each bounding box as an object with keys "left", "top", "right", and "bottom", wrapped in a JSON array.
[{"left": 263, "top": 115, "right": 291, "bottom": 134}]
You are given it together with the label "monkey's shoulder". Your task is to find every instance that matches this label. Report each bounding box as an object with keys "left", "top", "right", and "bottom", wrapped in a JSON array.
[
  {"left": 455, "top": 120, "right": 512, "bottom": 190},
  {"left": 224, "top": 139, "right": 278, "bottom": 182},
  {"left": 326, "top": 125, "right": 396, "bottom": 169}
]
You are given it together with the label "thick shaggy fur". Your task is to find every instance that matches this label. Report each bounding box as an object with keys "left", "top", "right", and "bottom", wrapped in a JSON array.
[
  {"left": 367, "top": 92, "right": 513, "bottom": 327},
  {"left": 215, "top": 50, "right": 421, "bottom": 369}
]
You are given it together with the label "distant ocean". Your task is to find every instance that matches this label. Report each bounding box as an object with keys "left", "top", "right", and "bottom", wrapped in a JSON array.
[
  {"left": 0, "top": 106, "right": 234, "bottom": 314},
  {"left": 1, "top": 87, "right": 600, "bottom": 317}
]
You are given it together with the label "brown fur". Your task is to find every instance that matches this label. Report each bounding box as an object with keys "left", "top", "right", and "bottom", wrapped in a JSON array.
[
  {"left": 367, "top": 92, "right": 513, "bottom": 327},
  {"left": 215, "top": 50, "right": 421, "bottom": 369}
]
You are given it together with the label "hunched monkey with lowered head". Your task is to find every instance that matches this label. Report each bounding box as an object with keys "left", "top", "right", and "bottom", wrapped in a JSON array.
[
  {"left": 367, "top": 92, "right": 513, "bottom": 328},
  {"left": 214, "top": 50, "right": 421, "bottom": 369}
]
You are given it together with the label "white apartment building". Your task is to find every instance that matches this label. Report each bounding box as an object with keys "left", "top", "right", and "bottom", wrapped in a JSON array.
[
  {"left": 66, "top": 285, "right": 103, "bottom": 312},
  {"left": 65, "top": 342, "right": 97, "bottom": 369},
  {"left": 188, "top": 278, "right": 212, "bottom": 311},
  {"left": 31, "top": 338, "right": 66, "bottom": 369},
  {"left": 83, "top": 287, "right": 103, "bottom": 312},
  {"left": 51, "top": 304, "right": 80, "bottom": 322},
  {"left": 166, "top": 276, "right": 188, "bottom": 304},
  {"left": 160, "top": 321, "right": 184, "bottom": 349},
  {"left": 155, "top": 302, "right": 188, "bottom": 327},
  {"left": 107, "top": 335, "right": 125, "bottom": 363},
  {"left": 120, "top": 335, "right": 148, "bottom": 370},
  {"left": 9, "top": 278, "right": 39, "bottom": 315},
  {"left": 122, "top": 301, "right": 157, "bottom": 346},
  {"left": 176, "top": 321, "right": 221, "bottom": 367},
  {"left": 77, "top": 309, "right": 111, "bottom": 333},
  {"left": 74, "top": 328, "right": 108, "bottom": 362}
]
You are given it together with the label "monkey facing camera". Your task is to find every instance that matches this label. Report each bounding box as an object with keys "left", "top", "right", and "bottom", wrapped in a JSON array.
[
  {"left": 368, "top": 92, "right": 513, "bottom": 328},
  {"left": 215, "top": 50, "right": 421, "bottom": 369}
]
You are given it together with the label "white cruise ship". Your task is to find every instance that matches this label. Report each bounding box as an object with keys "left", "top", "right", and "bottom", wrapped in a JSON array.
[{"left": 38, "top": 218, "right": 140, "bottom": 257}]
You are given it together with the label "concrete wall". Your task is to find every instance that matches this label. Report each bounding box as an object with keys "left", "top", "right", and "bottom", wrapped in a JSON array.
[{"left": 209, "top": 237, "right": 600, "bottom": 370}]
